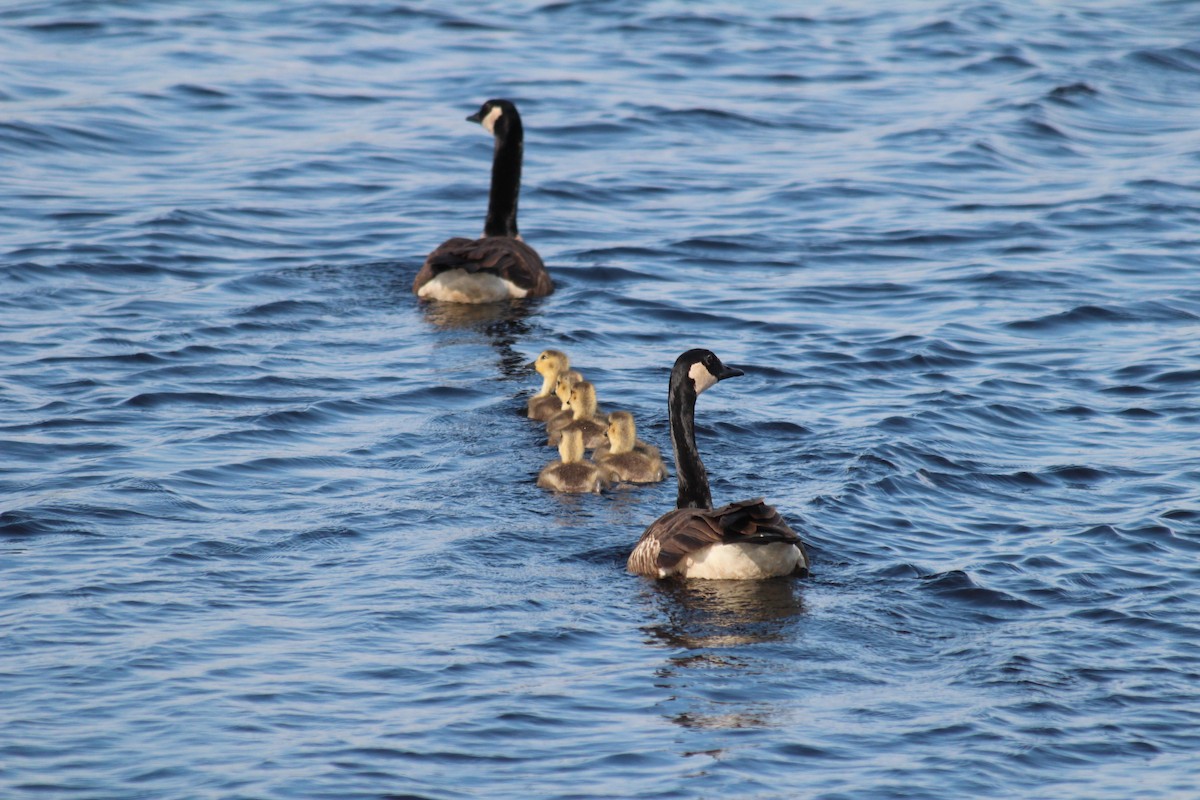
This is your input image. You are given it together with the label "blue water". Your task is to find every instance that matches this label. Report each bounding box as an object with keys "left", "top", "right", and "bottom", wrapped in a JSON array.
[{"left": 3, "top": 1, "right": 1199, "bottom": 797}]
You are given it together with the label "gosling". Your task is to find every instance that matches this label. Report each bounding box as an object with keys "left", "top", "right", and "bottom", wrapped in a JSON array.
[
  {"left": 548, "top": 381, "right": 607, "bottom": 449},
  {"left": 528, "top": 350, "right": 570, "bottom": 421},
  {"left": 545, "top": 370, "right": 585, "bottom": 436},
  {"left": 537, "top": 428, "right": 609, "bottom": 494},
  {"left": 593, "top": 411, "right": 661, "bottom": 461},
  {"left": 596, "top": 411, "right": 667, "bottom": 484}
]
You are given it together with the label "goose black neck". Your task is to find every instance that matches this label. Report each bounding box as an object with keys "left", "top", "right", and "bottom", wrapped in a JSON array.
[
  {"left": 668, "top": 367, "right": 712, "bottom": 510},
  {"left": 484, "top": 114, "right": 523, "bottom": 238}
]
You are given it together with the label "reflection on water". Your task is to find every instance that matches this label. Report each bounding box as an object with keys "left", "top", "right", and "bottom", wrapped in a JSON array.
[
  {"left": 420, "top": 297, "right": 541, "bottom": 379},
  {"left": 419, "top": 297, "right": 529, "bottom": 331},
  {"left": 672, "top": 705, "right": 778, "bottom": 731},
  {"left": 642, "top": 578, "right": 805, "bottom": 650},
  {"left": 642, "top": 579, "right": 806, "bottom": 731}
]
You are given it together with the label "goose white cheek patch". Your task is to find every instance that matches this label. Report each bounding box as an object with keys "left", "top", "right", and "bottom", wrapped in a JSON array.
[
  {"left": 689, "top": 362, "right": 719, "bottom": 394},
  {"left": 481, "top": 105, "right": 503, "bottom": 133}
]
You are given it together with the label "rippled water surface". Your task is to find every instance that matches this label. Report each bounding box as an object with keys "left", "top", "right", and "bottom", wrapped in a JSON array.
[{"left": 4, "top": 1, "right": 1200, "bottom": 797}]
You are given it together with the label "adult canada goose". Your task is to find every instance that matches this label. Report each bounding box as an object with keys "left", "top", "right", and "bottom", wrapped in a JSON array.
[
  {"left": 627, "top": 349, "right": 809, "bottom": 580},
  {"left": 597, "top": 411, "right": 666, "bottom": 484},
  {"left": 527, "top": 349, "right": 570, "bottom": 421},
  {"left": 548, "top": 381, "right": 607, "bottom": 448},
  {"left": 537, "top": 428, "right": 608, "bottom": 494},
  {"left": 413, "top": 99, "right": 553, "bottom": 303}
]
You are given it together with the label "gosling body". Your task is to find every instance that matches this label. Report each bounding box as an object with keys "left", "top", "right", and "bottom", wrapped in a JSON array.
[
  {"left": 545, "top": 370, "right": 584, "bottom": 433},
  {"left": 537, "top": 428, "right": 608, "bottom": 494},
  {"left": 528, "top": 350, "right": 569, "bottom": 421},
  {"left": 548, "top": 380, "right": 606, "bottom": 449},
  {"left": 597, "top": 411, "right": 666, "bottom": 483}
]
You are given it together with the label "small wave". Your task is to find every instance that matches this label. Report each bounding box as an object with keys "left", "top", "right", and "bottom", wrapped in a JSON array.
[
  {"left": 122, "top": 391, "right": 278, "bottom": 409},
  {"left": 1127, "top": 46, "right": 1200, "bottom": 75},
  {"left": 656, "top": 107, "right": 778, "bottom": 130},
  {"left": 564, "top": 265, "right": 659, "bottom": 284},
  {"left": 897, "top": 20, "right": 967, "bottom": 39},
  {"left": 232, "top": 299, "right": 329, "bottom": 319},
  {"left": 1150, "top": 369, "right": 1200, "bottom": 387},
  {"left": 1047, "top": 82, "right": 1098, "bottom": 103},
  {"left": 918, "top": 569, "right": 1038, "bottom": 611},
  {"left": 1041, "top": 465, "right": 1115, "bottom": 486},
  {"left": 1006, "top": 304, "right": 1126, "bottom": 331},
  {"left": 0, "top": 509, "right": 97, "bottom": 538},
  {"left": 21, "top": 20, "right": 105, "bottom": 34},
  {"left": 962, "top": 53, "right": 1036, "bottom": 74}
]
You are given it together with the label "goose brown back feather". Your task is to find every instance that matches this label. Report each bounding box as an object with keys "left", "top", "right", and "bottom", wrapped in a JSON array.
[
  {"left": 627, "top": 498, "right": 807, "bottom": 577},
  {"left": 414, "top": 236, "right": 551, "bottom": 297}
]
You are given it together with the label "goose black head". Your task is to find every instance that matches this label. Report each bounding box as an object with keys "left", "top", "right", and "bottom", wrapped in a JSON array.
[
  {"left": 675, "top": 349, "right": 744, "bottom": 396},
  {"left": 467, "top": 99, "right": 520, "bottom": 136}
]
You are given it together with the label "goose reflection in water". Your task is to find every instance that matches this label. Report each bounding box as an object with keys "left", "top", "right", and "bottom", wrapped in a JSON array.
[
  {"left": 641, "top": 578, "right": 805, "bottom": 650},
  {"left": 642, "top": 579, "right": 806, "bottom": 732},
  {"left": 419, "top": 297, "right": 542, "bottom": 381}
]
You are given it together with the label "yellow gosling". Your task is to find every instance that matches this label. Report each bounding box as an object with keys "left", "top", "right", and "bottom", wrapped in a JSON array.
[
  {"left": 527, "top": 350, "right": 569, "bottom": 421},
  {"left": 537, "top": 428, "right": 609, "bottom": 493},
  {"left": 593, "top": 411, "right": 661, "bottom": 460},
  {"left": 545, "top": 370, "right": 584, "bottom": 436},
  {"left": 596, "top": 411, "right": 666, "bottom": 483},
  {"left": 548, "top": 381, "right": 606, "bottom": 448}
]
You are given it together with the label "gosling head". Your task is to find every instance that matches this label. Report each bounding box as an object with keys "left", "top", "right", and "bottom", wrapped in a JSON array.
[
  {"left": 466, "top": 98, "right": 520, "bottom": 136},
  {"left": 533, "top": 349, "right": 569, "bottom": 379},
  {"left": 555, "top": 370, "right": 583, "bottom": 409},
  {"left": 675, "top": 349, "right": 744, "bottom": 396},
  {"left": 558, "top": 427, "right": 585, "bottom": 464},
  {"left": 605, "top": 411, "right": 637, "bottom": 455},
  {"left": 568, "top": 381, "right": 598, "bottom": 420},
  {"left": 531, "top": 349, "right": 569, "bottom": 396}
]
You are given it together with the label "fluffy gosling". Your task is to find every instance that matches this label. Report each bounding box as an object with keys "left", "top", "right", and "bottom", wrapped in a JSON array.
[
  {"left": 596, "top": 411, "right": 666, "bottom": 483},
  {"left": 528, "top": 350, "right": 570, "bottom": 421},
  {"left": 548, "top": 381, "right": 607, "bottom": 448},
  {"left": 537, "top": 428, "right": 609, "bottom": 493}
]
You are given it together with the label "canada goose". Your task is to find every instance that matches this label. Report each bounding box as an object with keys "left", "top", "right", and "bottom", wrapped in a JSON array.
[
  {"left": 545, "top": 370, "right": 584, "bottom": 433},
  {"left": 627, "top": 350, "right": 809, "bottom": 580},
  {"left": 545, "top": 370, "right": 583, "bottom": 431},
  {"left": 596, "top": 411, "right": 666, "bottom": 483},
  {"left": 547, "top": 381, "right": 607, "bottom": 448},
  {"left": 527, "top": 349, "right": 569, "bottom": 421},
  {"left": 593, "top": 411, "right": 661, "bottom": 461},
  {"left": 537, "top": 428, "right": 608, "bottom": 494},
  {"left": 413, "top": 99, "right": 553, "bottom": 303}
]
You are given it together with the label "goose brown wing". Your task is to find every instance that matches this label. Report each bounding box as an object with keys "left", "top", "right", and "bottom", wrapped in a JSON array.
[
  {"left": 414, "top": 236, "right": 553, "bottom": 296},
  {"left": 627, "top": 498, "right": 805, "bottom": 576}
]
